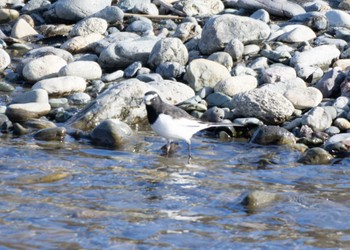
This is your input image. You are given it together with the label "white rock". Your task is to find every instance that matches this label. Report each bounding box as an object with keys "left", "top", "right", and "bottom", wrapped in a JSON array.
[
  {"left": 32, "top": 76, "right": 87, "bottom": 96},
  {"left": 59, "top": 61, "right": 102, "bottom": 80},
  {"left": 61, "top": 33, "right": 104, "bottom": 53},
  {"left": 326, "top": 9, "right": 350, "bottom": 28},
  {"left": 22, "top": 55, "right": 67, "bottom": 82},
  {"left": 284, "top": 87, "right": 323, "bottom": 109},
  {"left": 70, "top": 17, "right": 108, "bottom": 37},
  {"left": 10, "top": 18, "right": 38, "bottom": 39},
  {"left": 214, "top": 75, "right": 258, "bottom": 97},
  {"left": 263, "top": 63, "right": 297, "bottom": 83},
  {"left": 0, "top": 48, "right": 10, "bottom": 71},
  {"left": 185, "top": 58, "right": 231, "bottom": 91}
]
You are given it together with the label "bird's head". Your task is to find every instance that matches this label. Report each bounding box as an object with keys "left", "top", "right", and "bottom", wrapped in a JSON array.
[{"left": 144, "top": 91, "right": 161, "bottom": 106}]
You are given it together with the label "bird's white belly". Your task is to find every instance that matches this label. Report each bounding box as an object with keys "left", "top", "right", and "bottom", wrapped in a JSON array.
[{"left": 151, "top": 114, "right": 206, "bottom": 143}]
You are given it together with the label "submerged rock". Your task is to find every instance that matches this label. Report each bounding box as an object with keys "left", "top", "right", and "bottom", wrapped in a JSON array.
[
  {"left": 298, "top": 147, "right": 333, "bottom": 165},
  {"left": 250, "top": 125, "right": 296, "bottom": 145},
  {"left": 34, "top": 127, "right": 66, "bottom": 141},
  {"left": 90, "top": 119, "right": 132, "bottom": 148}
]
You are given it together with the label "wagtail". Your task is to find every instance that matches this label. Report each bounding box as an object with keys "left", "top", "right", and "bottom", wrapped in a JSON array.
[{"left": 144, "top": 91, "right": 239, "bottom": 163}]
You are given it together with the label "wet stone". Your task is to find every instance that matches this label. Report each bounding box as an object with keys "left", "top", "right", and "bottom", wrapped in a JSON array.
[
  {"left": 34, "top": 127, "right": 66, "bottom": 141},
  {"left": 298, "top": 147, "right": 333, "bottom": 165}
]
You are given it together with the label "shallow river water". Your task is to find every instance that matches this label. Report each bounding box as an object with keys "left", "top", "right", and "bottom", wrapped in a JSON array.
[{"left": 1, "top": 130, "right": 350, "bottom": 249}]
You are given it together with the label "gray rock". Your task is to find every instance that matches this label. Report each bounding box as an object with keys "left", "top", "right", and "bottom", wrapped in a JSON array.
[
  {"left": 301, "top": 107, "right": 333, "bottom": 131},
  {"left": 49, "top": 98, "right": 69, "bottom": 108},
  {"left": 206, "top": 92, "right": 232, "bottom": 108},
  {"left": 148, "top": 37, "right": 188, "bottom": 68},
  {"left": 325, "top": 9, "right": 350, "bottom": 28},
  {"left": 133, "top": 1, "right": 158, "bottom": 15},
  {"left": 250, "top": 125, "right": 296, "bottom": 145},
  {"left": 12, "top": 89, "right": 48, "bottom": 104},
  {"left": 61, "top": 33, "right": 104, "bottom": 54},
  {"left": 66, "top": 79, "right": 194, "bottom": 129},
  {"left": 6, "top": 102, "right": 51, "bottom": 122},
  {"left": 214, "top": 75, "right": 258, "bottom": 97},
  {"left": 289, "top": 12, "right": 328, "bottom": 31},
  {"left": 334, "top": 117, "right": 350, "bottom": 131},
  {"left": 333, "top": 96, "right": 350, "bottom": 109},
  {"left": 55, "top": 0, "right": 112, "bottom": 21},
  {"left": 224, "top": 39, "right": 244, "bottom": 61},
  {"left": 314, "top": 36, "right": 347, "bottom": 51},
  {"left": 125, "top": 19, "right": 153, "bottom": 36},
  {"left": 93, "top": 32, "right": 140, "bottom": 54},
  {"left": 68, "top": 92, "right": 91, "bottom": 105},
  {"left": 90, "top": 6, "right": 124, "bottom": 24},
  {"left": 198, "top": 14, "right": 270, "bottom": 55},
  {"left": 69, "top": 17, "right": 108, "bottom": 37},
  {"left": 101, "top": 70, "right": 124, "bottom": 82},
  {"left": 124, "top": 61, "right": 142, "bottom": 78},
  {"left": 231, "top": 88, "right": 294, "bottom": 124},
  {"left": 262, "top": 63, "right": 296, "bottom": 83},
  {"left": 241, "top": 190, "right": 277, "bottom": 212},
  {"left": 137, "top": 73, "right": 163, "bottom": 82},
  {"left": 207, "top": 52, "right": 233, "bottom": 71},
  {"left": 325, "top": 126, "right": 341, "bottom": 136},
  {"left": 59, "top": 61, "right": 102, "bottom": 80},
  {"left": 260, "top": 48, "right": 291, "bottom": 64},
  {"left": 0, "top": 48, "right": 10, "bottom": 71},
  {"left": 298, "top": 147, "right": 333, "bottom": 165},
  {"left": 185, "top": 58, "right": 231, "bottom": 91},
  {"left": 32, "top": 76, "right": 87, "bottom": 96},
  {"left": 175, "top": 0, "right": 224, "bottom": 17},
  {"left": 117, "top": 0, "right": 143, "bottom": 11},
  {"left": 197, "top": 87, "right": 214, "bottom": 99},
  {"left": 22, "top": 55, "right": 67, "bottom": 83},
  {"left": 290, "top": 45, "right": 340, "bottom": 70},
  {"left": 24, "top": 46, "right": 74, "bottom": 64},
  {"left": 173, "top": 22, "right": 201, "bottom": 42},
  {"left": 260, "top": 77, "right": 306, "bottom": 95},
  {"left": 250, "top": 9, "right": 270, "bottom": 23},
  {"left": 98, "top": 36, "right": 159, "bottom": 69},
  {"left": 294, "top": 64, "right": 324, "bottom": 83},
  {"left": 0, "top": 82, "right": 14, "bottom": 92},
  {"left": 315, "top": 67, "right": 345, "bottom": 98},
  {"left": 244, "top": 44, "right": 261, "bottom": 56},
  {"left": 340, "top": 78, "right": 350, "bottom": 97},
  {"left": 284, "top": 87, "right": 323, "bottom": 109},
  {"left": 34, "top": 127, "right": 66, "bottom": 141},
  {"left": 201, "top": 106, "right": 225, "bottom": 122},
  {"left": 271, "top": 24, "right": 316, "bottom": 43},
  {"left": 225, "top": 0, "right": 305, "bottom": 18},
  {"left": 155, "top": 62, "right": 185, "bottom": 79}
]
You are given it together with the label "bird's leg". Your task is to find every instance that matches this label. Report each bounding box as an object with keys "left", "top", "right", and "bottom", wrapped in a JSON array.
[
  {"left": 166, "top": 140, "right": 172, "bottom": 157},
  {"left": 187, "top": 141, "right": 192, "bottom": 164}
]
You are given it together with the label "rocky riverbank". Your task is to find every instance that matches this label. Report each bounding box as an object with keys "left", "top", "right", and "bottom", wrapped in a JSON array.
[{"left": 1, "top": 0, "right": 350, "bottom": 164}]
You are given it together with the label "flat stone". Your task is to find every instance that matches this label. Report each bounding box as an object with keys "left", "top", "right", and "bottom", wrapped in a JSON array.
[
  {"left": 11, "top": 18, "right": 38, "bottom": 39},
  {"left": 214, "top": 75, "right": 258, "bottom": 97},
  {"left": 6, "top": 102, "right": 51, "bottom": 122},
  {"left": 284, "top": 87, "right": 323, "bottom": 109},
  {"left": 32, "top": 76, "right": 87, "bottom": 96},
  {"left": 59, "top": 61, "right": 102, "bottom": 80}
]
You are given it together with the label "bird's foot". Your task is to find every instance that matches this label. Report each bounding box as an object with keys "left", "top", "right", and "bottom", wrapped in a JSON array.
[{"left": 161, "top": 142, "right": 179, "bottom": 156}]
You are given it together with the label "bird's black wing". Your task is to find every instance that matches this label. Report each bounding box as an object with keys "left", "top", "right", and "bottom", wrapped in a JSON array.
[{"left": 162, "top": 102, "right": 197, "bottom": 120}]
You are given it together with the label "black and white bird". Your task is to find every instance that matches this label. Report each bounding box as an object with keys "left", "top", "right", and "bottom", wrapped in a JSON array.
[{"left": 144, "top": 91, "right": 239, "bottom": 162}]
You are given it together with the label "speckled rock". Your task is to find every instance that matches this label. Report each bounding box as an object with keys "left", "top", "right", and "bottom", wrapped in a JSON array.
[
  {"left": 32, "top": 76, "right": 87, "bottom": 96},
  {"left": 199, "top": 14, "right": 270, "bottom": 55},
  {"left": 231, "top": 88, "right": 294, "bottom": 124},
  {"left": 69, "top": 17, "right": 108, "bottom": 37},
  {"left": 148, "top": 37, "right": 188, "bottom": 68},
  {"left": 185, "top": 59, "right": 231, "bottom": 91},
  {"left": 262, "top": 63, "right": 297, "bottom": 83}
]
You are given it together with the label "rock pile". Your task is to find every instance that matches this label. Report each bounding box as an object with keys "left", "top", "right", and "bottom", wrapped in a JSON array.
[{"left": 1, "top": 0, "right": 350, "bottom": 162}]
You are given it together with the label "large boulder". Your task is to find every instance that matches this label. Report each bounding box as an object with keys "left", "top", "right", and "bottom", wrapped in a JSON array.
[
  {"left": 231, "top": 88, "right": 294, "bottom": 124},
  {"left": 198, "top": 14, "right": 270, "bottom": 55}
]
